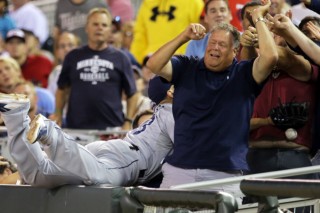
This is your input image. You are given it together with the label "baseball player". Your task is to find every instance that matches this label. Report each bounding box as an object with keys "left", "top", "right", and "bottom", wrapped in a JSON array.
[{"left": 0, "top": 76, "right": 174, "bottom": 188}]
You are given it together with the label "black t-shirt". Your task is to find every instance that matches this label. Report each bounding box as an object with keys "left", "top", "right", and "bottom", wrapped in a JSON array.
[{"left": 58, "top": 45, "right": 136, "bottom": 129}]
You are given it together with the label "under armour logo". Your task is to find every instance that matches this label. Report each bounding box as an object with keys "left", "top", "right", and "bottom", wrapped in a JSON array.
[{"left": 150, "top": 6, "right": 176, "bottom": 21}]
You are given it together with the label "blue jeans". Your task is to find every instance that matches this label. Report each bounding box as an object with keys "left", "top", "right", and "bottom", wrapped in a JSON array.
[
  {"left": 246, "top": 148, "right": 315, "bottom": 212},
  {"left": 247, "top": 148, "right": 315, "bottom": 179}
]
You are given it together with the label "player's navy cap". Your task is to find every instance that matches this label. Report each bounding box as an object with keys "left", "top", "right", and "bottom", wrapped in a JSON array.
[
  {"left": 148, "top": 76, "right": 171, "bottom": 105},
  {"left": 5, "top": 29, "right": 26, "bottom": 43}
]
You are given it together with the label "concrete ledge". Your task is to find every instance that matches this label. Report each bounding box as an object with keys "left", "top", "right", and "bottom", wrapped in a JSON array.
[{"left": 0, "top": 184, "right": 125, "bottom": 213}]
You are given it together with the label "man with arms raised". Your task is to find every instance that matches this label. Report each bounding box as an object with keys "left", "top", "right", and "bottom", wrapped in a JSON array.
[{"left": 146, "top": 0, "right": 278, "bottom": 196}]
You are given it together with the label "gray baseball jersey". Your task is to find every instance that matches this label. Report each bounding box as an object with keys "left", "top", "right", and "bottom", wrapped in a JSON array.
[
  {"left": 85, "top": 103, "right": 174, "bottom": 184},
  {"left": 4, "top": 102, "right": 174, "bottom": 187}
]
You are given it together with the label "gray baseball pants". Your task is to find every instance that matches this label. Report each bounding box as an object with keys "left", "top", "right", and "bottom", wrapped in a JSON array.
[{"left": 2, "top": 102, "right": 140, "bottom": 188}]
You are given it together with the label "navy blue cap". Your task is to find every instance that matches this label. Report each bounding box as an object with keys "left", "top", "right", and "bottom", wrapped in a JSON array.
[{"left": 148, "top": 76, "right": 171, "bottom": 105}]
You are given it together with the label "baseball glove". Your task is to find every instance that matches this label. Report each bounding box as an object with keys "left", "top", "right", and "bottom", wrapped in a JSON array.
[{"left": 269, "top": 100, "right": 309, "bottom": 130}]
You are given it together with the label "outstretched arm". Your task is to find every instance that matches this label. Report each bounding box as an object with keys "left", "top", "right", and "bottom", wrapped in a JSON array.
[
  {"left": 251, "top": 0, "right": 279, "bottom": 84},
  {"left": 276, "top": 46, "right": 312, "bottom": 81},
  {"left": 240, "top": 26, "right": 312, "bottom": 81},
  {"left": 268, "top": 13, "right": 320, "bottom": 66},
  {"left": 146, "top": 24, "right": 206, "bottom": 81}
]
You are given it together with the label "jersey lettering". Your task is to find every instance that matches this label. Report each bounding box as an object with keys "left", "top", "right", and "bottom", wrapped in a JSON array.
[
  {"left": 77, "top": 55, "right": 113, "bottom": 84},
  {"left": 60, "top": 11, "right": 87, "bottom": 31},
  {"left": 132, "top": 114, "right": 156, "bottom": 135}
]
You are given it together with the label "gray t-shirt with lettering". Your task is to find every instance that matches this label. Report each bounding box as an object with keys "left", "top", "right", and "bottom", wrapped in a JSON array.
[{"left": 55, "top": 0, "right": 108, "bottom": 44}]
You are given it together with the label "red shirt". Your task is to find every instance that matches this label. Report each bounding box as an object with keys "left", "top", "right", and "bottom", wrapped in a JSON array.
[
  {"left": 250, "top": 68, "right": 319, "bottom": 149},
  {"left": 21, "top": 55, "right": 53, "bottom": 88},
  {"left": 229, "top": 0, "right": 251, "bottom": 32}
]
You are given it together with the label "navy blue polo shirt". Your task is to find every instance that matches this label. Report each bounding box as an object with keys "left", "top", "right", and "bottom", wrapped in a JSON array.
[{"left": 166, "top": 55, "right": 261, "bottom": 171}]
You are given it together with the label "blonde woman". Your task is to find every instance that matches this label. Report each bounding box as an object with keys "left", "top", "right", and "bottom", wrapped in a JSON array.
[{"left": 0, "top": 56, "right": 23, "bottom": 93}]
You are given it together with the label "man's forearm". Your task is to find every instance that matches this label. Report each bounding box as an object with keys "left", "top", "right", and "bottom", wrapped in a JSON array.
[
  {"left": 126, "top": 92, "right": 139, "bottom": 121},
  {"left": 255, "top": 18, "right": 278, "bottom": 70},
  {"left": 251, "top": 2, "right": 279, "bottom": 83},
  {"left": 250, "top": 117, "right": 273, "bottom": 131},
  {"left": 276, "top": 46, "right": 312, "bottom": 81},
  {"left": 291, "top": 25, "right": 320, "bottom": 65},
  {"left": 55, "top": 88, "right": 68, "bottom": 115},
  {"left": 146, "top": 32, "right": 189, "bottom": 80}
]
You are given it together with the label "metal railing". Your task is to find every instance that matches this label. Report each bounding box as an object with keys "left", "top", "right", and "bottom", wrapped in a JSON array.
[
  {"left": 122, "top": 186, "right": 238, "bottom": 213},
  {"left": 171, "top": 165, "right": 320, "bottom": 190},
  {"left": 170, "top": 166, "right": 320, "bottom": 212}
]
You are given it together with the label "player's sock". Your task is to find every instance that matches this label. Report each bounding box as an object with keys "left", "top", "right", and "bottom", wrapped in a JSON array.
[
  {"left": 27, "top": 114, "right": 48, "bottom": 144},
  {"left": 0, "top": 93, "right": 29, "bottom": 112}
]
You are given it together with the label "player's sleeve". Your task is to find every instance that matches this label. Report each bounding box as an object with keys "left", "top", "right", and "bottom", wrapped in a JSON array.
[{"left": 158, "top": 105, "right": 175, "bottom": 143}]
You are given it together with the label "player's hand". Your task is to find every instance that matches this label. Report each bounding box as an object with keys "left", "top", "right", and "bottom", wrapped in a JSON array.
[{"left": 240, "top": 27, "right": 259, "bottom": 47}]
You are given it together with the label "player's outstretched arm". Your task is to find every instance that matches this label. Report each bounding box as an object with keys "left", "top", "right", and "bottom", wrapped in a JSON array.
[{"left": 146, "top": 24, "right": 206, "bottom": 82}]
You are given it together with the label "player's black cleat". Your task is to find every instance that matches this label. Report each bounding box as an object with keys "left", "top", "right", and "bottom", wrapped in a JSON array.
[
  {"left": 0, "top": 93, "right": 29, "bottom": 112},
  {"left": 27, "top": 114, "right": 47, "bottom": 144}
]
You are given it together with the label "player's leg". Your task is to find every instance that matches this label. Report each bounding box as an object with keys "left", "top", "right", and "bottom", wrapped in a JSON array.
[
  {"left": 0, "top": 93, "right": 83, "bottom": 187},
  {"left": 85, "top": 140, "right": 141, "bottom": 186},
  {"left": 27, "top": 114, "right": 138, "bottom": 185}
]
